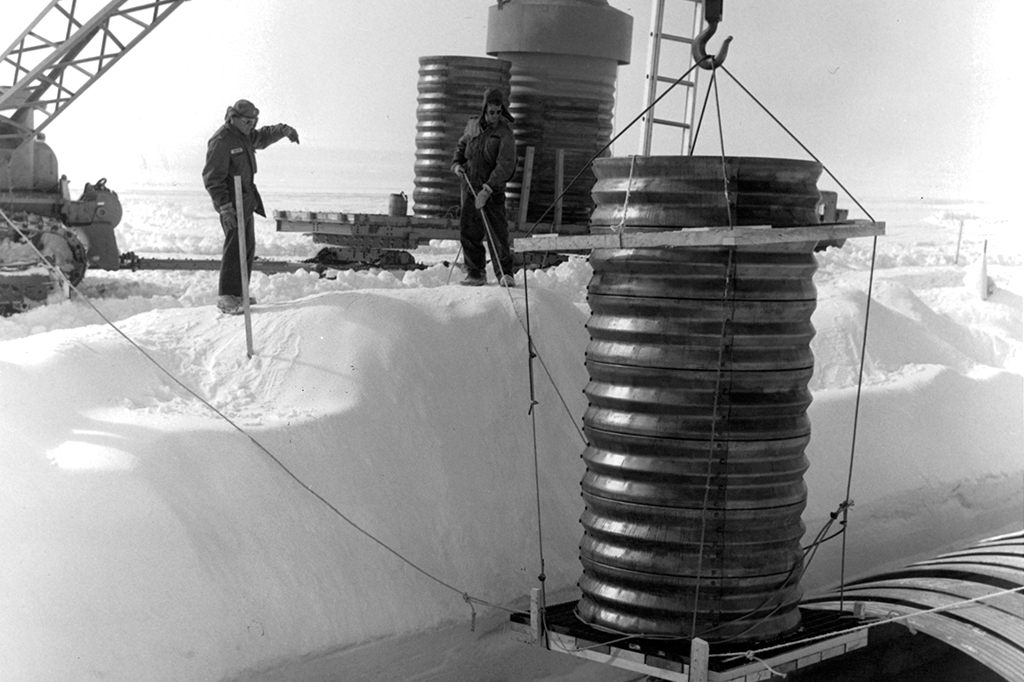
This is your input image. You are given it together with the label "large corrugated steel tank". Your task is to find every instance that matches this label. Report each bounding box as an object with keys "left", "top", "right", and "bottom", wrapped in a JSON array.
[
  {"left": 413, "top": 56, "right": 511, "bottom": 218},
  {"left": 486, "top": 0, "right": 631, "bottom": 225},
  {"left": 577, "top": 156, "right": 823, "bottom": 643}
]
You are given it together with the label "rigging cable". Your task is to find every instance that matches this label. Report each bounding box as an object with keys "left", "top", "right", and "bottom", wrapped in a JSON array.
[
  {"left": 522, "top": 252, "right": 550, "bottom": 648},
  {"left": 690, "top": 60, "right": 736, "bottom": 640},
  {"left": 716, "top": 64, "right": 880, "bottom": 610},
  {"left": 463, "top": 179, "right": 588, "bottom": 449}
]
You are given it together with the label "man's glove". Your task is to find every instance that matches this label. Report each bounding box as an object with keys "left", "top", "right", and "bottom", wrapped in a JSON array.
[
  {"left": 451, "top": 163, "right": 466, "bottom": 178},
  {"left": 285, "top": 125, "right": 300, "bottom": 143},
  {"left": 474, "top": 184, "right": 493, "bottom": 210},
  {"left": 218, "top": 204, "right": 238, "bottom": 236}
]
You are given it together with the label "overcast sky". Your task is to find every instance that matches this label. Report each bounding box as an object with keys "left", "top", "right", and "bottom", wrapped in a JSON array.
[{"left": 2, "top": 1, "right": 1016, "bottom": 203}]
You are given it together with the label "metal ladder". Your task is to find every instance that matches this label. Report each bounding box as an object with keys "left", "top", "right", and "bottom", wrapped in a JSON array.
[{"left": 637, "top": 0, "right": 706, "bottom": 155}]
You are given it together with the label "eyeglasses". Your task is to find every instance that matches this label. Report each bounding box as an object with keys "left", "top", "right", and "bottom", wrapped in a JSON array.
[{"left": 237, "top": 116, "right": 258, "bottom": 126}]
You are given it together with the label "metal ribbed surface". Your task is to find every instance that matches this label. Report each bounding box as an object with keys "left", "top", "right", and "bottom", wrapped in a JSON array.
[
  {"left": 803, "top": 530, "right": 1024, "bottom": 681},
  {"left": 577, "top": 156, "right": 823, "bottom": 642},
  {"left": 503, "top": 54, "right": 617, "bottom": 224},
  {"left": 487, "top": 0, "right": 632, "bottom": 225},
  {"left": 590, "top": 155, "right": 823, "bottom": 230},
  {"left": 413, "top": 56, "right": 510, "bottom": 218}
]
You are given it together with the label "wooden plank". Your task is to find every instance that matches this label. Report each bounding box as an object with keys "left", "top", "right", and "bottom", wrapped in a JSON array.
[
  {"left": 518, "top": 146, "right": 535, "bottom": 228},
  {"left": 715, "top": 629, "right": 866, "bottom": 680},
  {"left": 543, "top": 620, "right": 866, "bottom": 682},
  {"left": 689, "top": 638, "right": 709, "bottom": 682},
  {"left": 547, "top": 631, "right": 690, "bottom": 682},
  {"left": 554, "top": 148, "right": 564, "bottom": 230},
  {"left": 514, "top": 222, "right": 885, "bottom": 252}
]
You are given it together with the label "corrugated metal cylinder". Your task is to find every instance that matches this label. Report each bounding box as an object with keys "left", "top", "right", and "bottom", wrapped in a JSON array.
[
  {"left": 577, "top": 155, "right": 823, "bottom": 642},
  {"left": 413, "top": 56, "right": 511, "bottom": 218},
  {"left": 487, "top": 0, "right": 631, "bottom": 225}
]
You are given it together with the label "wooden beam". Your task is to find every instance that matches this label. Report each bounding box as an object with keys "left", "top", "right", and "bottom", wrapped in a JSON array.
[
  {"left": 554, "top": 148, "right": 564, "bottom": 230},
  {"left": 518, "top": 146, "right": 535, "bottom": 228},
  {"left": 514, "top": 222, "right": 885, "bottom": 252}
]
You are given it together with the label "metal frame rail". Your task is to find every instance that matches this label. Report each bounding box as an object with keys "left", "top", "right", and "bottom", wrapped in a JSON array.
[{"left": 275, "top": 209, "right": 591, "bottom": 252}]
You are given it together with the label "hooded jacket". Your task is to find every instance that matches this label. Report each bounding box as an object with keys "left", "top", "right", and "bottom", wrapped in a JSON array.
[
  {"left": 451, "top": 89, "right": 517, "bottom": 193},
  {"left": 202, "top": 121, "right": 291, "bottom": 217}
]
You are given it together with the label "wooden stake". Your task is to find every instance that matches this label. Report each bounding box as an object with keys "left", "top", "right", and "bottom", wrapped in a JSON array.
[
  {"left": 980, "top": 239, "right": 988, "bottom": 301},
  {"left": 518, "top": 146, "right": 535, "bottom": 229},
  {"left": 954, "top": 219, "right": 964, "bottom": 264},
  {"left": 530, "top": 587, "right": 541, "bottom": 644},
  {"left": 553, "top": 148, "right": 564, "bottom": 231},
  {"left": 233, "top": 175, "right": 254, "bottom": 358},
  {"left": 689, "top": 637, "right": 709, "bottom": 682}
]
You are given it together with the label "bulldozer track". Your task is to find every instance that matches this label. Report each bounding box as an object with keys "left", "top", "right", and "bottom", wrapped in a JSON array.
[{"left": 0, "top": 213, "right": 89, "bottom": 315}]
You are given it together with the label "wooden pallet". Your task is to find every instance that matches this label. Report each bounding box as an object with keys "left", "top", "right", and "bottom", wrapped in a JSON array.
[{"left": 509, "top": 596, "right": 867, "bottom": 682}]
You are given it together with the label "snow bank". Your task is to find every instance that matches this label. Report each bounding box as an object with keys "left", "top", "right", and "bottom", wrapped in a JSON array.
[
  {"left": 0, "top": 189, "right": 1020, "bottom": 681},
  {"left": 0, "top": 287, "right": 594, "bottom": 681}
]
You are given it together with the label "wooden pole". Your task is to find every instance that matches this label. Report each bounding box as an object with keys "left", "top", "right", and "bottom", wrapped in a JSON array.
[
  {"left": 979, "top": 239, "right": 989, "bottom": 301},
  {"left": 518, "top": 145, "right": 535, "bottom": 229},
  {"left": 529, "top": 587, "right": 541, "bottom": 644},
  {"left": 954, "top": 219, "right": 964, "bottom": 264},
  {"left": 553, "top": 148, "right": 564, "bottom": 231},
  {"left": 689, "top": 637, "right": 709, "bottom": 682},
  {"left": 233, "top": 175, "right": 254, "bottom": 358}
]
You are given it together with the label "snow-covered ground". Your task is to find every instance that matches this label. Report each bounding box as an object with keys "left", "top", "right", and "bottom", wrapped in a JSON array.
[{"left": 0, "top": 188, "right": 1020, "bottom": 682}]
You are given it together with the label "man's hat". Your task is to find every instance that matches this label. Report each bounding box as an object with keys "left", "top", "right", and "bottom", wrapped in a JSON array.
[
  {"left": 225, "top": 99, "right": 260, "bottom": 121},
  {"left": 481, "top": 88, "right": 513, "bottom": 122}
]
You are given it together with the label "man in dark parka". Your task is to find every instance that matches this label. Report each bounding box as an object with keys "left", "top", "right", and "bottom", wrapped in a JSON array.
[
  {"left": 451, "top": 88, "right": 517, "bottom": 287},
  {"left": 202, "top": 99, "right": 299, "bottom": 314}
]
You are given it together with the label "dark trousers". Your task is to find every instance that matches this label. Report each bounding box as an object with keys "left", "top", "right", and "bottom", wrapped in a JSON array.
[
  {"left": 459, "top": 188, "right": 513, "bottom": 279},
  {"left": 218, "top": 211, "right": 256, "bottom": 297}
]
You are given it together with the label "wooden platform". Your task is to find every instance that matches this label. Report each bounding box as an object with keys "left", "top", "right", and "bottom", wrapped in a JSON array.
[{"left": 510, "top": 601, "right": 867, "bottom": 682}]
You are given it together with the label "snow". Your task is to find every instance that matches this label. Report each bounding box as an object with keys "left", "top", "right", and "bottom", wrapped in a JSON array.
[{"left": 0, "top": 189, "right": 1021, "bottom": 682}]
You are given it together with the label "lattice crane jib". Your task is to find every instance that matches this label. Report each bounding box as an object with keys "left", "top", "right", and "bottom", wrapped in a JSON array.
[{"left": 0, "top": 0, "right": 187, "bottom": 143}]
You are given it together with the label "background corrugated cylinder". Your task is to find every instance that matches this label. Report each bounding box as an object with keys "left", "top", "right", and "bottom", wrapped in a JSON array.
[
  {"left": 413, "top": 56, "right": 511, "bottom": 218},
  {"left": 486, "top": 0, "right": 632, "bottom": 226},
  {"left": 502, "top": 53, "right": 617, "bottom": 225},
  {"left": 577, "top": 155, "right": 824, "bottom": 642}
]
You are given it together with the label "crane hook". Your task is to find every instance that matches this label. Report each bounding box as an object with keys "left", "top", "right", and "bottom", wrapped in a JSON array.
[{"left": 692, "top": 19, "right": 733, "bottom": 70}]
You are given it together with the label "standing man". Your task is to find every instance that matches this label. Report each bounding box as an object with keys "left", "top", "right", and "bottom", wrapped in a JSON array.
[
  {"left": 202, "top": 99, "right": 299, "bottom": 315},
  {"left": 451, "top": 88, "right": 517, "bottom": 287}
]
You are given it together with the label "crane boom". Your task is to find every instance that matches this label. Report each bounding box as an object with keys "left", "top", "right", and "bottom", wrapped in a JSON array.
[
  {"left": 0, "top": 0, "right": 188, "bottom": 315},
  {"left": 0, "top": 0, "right": 187, "bottom": 141}
]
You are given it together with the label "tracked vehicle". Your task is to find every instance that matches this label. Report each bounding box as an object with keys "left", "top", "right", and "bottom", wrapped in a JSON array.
[{"left": 0, "top": 0, "right": 185, "bottom": 314}]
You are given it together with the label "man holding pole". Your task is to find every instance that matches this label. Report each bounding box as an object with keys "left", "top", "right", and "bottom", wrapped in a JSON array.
[
  {"left": 202, "top": 99, "right": 299, "bottom": 315},
  {"left": 451, "top": 88, "right": 517, "bottom": 287}
]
